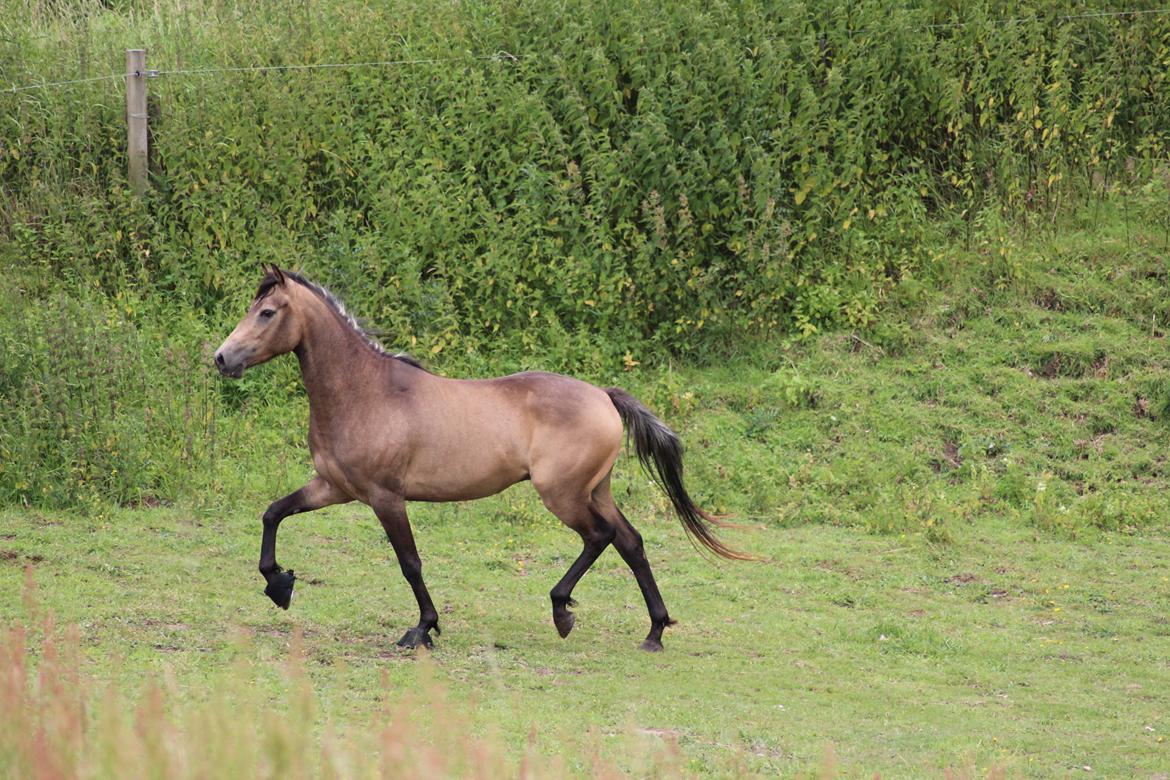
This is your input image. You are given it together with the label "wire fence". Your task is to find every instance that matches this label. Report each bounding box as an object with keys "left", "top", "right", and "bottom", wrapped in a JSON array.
[
  {"left": 924, "top": 6, "right": 1170, "bottom": 30},
  {"left": 4, "top": 72, "right": 124, "bottom": 94},
  {"left": 3, "top": 5, "right": 1168, "bottom": 95},
  {"left": 143, "top": 51, "right": 520, "bottom": 79},
  {"left": 3, "top": 51, "right": 521, "bottom": 94}
]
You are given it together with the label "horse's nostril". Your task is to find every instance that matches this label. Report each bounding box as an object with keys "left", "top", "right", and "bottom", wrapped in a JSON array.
[{"left": 215, "top": 352, "right": 226, "bottom": 368}]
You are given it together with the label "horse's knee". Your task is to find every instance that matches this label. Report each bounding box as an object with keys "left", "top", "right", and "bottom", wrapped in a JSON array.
[{"left": 262, "top": 506, "right": 282, "bottom": 528}]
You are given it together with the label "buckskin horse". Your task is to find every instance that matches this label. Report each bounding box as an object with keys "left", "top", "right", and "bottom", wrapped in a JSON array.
[{"left": 215, "top": 266, "right": 748, "bottom": 651}]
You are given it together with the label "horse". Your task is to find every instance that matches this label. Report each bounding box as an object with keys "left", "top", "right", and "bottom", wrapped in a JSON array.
[{"left": 214, "top": 265, "right": 748, "bottom": 652}]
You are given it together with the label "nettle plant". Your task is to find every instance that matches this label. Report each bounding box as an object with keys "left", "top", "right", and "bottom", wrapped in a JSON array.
[
  {"left": 3, "top": 0, "right": 1168, "bottom": 363},
  {"left": 1, "top": 0, "right": 1169, "bottom": 510}
]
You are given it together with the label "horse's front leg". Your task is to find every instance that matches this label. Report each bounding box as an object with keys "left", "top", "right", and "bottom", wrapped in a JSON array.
[
  {"left": 371, "top": 494, "right": 440, "bottom": 649},
  {"left": 259, "top": 476, "right": 351, "bottom": 608}
]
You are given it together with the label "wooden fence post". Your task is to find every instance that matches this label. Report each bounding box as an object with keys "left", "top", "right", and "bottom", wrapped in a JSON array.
[{"left": 125, "top": 49, "right": 148, "bottom": 196}]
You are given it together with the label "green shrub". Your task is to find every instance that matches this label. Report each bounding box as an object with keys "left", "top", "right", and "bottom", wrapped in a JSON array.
[
  {"left": 0, "top": 280, "right": 303, "bottom": 510},
  {"left": 3, "top": 0, "right": 1169, "bottom": 364},
  {"left": 0, "top": 283, "right": 212, "bottom": 508},
  {"left": 3, "top": 0, "right": 1170, "bottom": 509}
]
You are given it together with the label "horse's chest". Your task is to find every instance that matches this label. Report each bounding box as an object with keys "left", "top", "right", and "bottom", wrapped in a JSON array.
[{"left": 308, "top": 417, "right": 406, "bottom": 498}]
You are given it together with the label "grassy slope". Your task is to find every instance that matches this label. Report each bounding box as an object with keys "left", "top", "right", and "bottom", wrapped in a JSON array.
[{"left": 3, "top": 204, "right": 1170, "bottom": 777}]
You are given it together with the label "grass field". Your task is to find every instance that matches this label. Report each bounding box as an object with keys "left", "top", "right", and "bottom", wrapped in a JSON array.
[
  {"left": 3, "top": 504, "right": 1169, "bottom": 777},
  {"left": 4, "top": 201, "right": 1170, "bottom": 777}
]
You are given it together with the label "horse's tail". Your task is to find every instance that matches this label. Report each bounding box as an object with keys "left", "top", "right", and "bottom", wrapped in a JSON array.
[{"left": 605, "top": 387, "right": 754, "bottom": 561}]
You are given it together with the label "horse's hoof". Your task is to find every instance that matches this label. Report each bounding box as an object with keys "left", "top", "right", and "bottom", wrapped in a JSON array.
[
  {"left": 396, "top": 627, "right": 434, "bottom": 650},
  {"left": 264, "top": 570, "right": 296, "bottom": 610},
  {"left": 553, "top": 609, "right": 576, "bottom": 639},
  {"left": 640, "top": 638, "right": 664, "bottom": 652}
]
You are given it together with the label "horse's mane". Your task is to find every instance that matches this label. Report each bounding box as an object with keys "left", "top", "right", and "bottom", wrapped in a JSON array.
[{"left": 254, "top": 268, "right": 426, "bottom": 371}]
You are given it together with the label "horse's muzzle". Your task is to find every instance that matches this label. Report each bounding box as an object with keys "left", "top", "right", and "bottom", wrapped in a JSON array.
[{"left": 214, "top": 351, "right": 245, "bottom": 379}]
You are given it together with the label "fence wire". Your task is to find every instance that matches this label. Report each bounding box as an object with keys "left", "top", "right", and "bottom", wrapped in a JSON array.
[{"left": 3, "top": 51, "right": 520, "bottom": 94}]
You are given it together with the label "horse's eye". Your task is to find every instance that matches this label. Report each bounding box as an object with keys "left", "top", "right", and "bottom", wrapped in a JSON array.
[{"left": 259, "top": 308, "right": 276, "bottom": 320}]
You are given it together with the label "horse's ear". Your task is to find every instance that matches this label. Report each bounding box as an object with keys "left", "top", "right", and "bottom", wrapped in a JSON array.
[{"left": 262, "top": 263, "right": 286, "bottom": 285}]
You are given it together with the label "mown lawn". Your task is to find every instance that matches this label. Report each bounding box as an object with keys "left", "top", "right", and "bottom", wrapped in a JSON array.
[{"left": 3, "top": 204, "right": 1170, "bottom": 777}]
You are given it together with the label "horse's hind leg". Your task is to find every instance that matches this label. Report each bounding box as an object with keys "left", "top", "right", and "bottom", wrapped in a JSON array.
[
  {"left": 542, "top": 496, "right": 616, "bottom": 639},
  {"left": 593, "top": 483, "right": 675, "bottom": 651}
]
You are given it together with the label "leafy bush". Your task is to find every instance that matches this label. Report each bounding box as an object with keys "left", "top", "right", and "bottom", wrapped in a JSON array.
[
  {"left": 0, "top": 279, "right": 302, "bottom": 509},
  {"left": 2, "top": 0, "right": 1168, "bottom": 364},
  {"left": 3, "top": 0, "right": 1170, "bottom": 510}
]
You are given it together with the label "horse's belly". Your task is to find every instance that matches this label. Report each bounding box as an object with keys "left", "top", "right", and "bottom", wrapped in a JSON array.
[{"left": 402, "top": 458, "right": 529, "bottom": 502}]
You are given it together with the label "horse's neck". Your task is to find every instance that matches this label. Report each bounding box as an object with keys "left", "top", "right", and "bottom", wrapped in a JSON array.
[{"left": 295, "top": 305, "right": 384, "bottom": 415}]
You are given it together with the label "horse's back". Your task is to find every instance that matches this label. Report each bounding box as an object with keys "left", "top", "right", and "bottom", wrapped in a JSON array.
[{"left": 487, "top": 371, "right": 619, "bottom": 427}]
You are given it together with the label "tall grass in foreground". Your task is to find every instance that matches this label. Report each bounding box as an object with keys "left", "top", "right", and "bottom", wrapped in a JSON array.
[
  {"left": 0, "top": 568, "right": 694, "bottom": 779},
  {"left": 0, "top": 626, "right": 618, "bottom": 778},
  {"left": 0, "top": 565, "right": 1015, "bottom": 779}
]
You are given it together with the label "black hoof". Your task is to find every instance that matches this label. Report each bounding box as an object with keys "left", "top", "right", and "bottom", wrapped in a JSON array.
[
  {"left": 396, "top": 627, "right": 434, "bottom": 650},
  {"left": 264, "top": 570, "right": 296, "bottom": 610},
  {"left": 640, "top": 638, "right": 664, "bottom": 652},
  {"left": 553, "top": 609, "right": 576, "bottom": 639}
]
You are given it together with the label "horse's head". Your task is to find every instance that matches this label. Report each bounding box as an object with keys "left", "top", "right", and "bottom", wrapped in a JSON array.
[{"left": 215, "top": 265, "right": 304, "bottom": 378}]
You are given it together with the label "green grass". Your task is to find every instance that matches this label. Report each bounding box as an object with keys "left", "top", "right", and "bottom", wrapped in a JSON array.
[
  {"left": 2, "top": 505, "right": 1168, "bottom": 777},
  {"left": 4, "top": 202, "right": 1170, "bottom": 776}
]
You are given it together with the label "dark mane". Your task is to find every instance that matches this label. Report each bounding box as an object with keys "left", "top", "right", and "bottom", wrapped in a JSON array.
[{"left": 254, "top": 268, "right": 426, "bottom": 370}]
